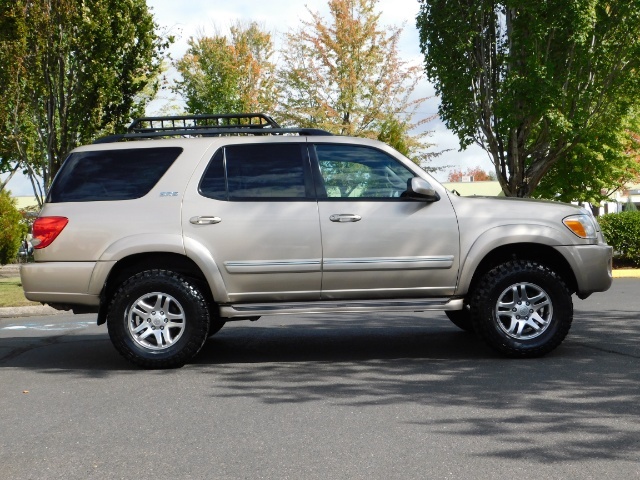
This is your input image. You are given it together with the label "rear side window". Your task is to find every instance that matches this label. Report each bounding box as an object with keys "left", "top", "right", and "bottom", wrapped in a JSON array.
[
  {"left": 199, "top": 143, "right": 311, "bottom": 200},
  {"left": 48, "top": 147, "right": 182, "bottom": 202}
]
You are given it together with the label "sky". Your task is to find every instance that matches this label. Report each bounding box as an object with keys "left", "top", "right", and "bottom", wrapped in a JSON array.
[{"left": 3, "top": 0, "right": 490, "bottom": 197}]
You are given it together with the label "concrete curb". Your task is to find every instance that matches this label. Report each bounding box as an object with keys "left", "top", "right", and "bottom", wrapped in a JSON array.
[
  {"left": 612, "top": 269, "right": 640, "bottom": 278},
  {"left": 0, "top": 305, "right": 65, "bottom": 319}
]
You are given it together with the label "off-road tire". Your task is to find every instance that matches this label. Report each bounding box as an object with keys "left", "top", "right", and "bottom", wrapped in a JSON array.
[
  {"left": 107, "top": 269, "right": 210, "bottom": 368},
  {"left": 445, "top": 309, "right": 474, "bottom": 332},
  {"left": 468, "top": 260, "right": 573, "bottom": 358}
]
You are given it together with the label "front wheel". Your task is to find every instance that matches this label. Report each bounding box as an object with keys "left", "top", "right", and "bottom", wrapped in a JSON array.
[
  {"left": 468, "top": 260, "right": 573, "bottom": 358},
  {"left": 107, "top": 270, "right": 211, "bottom": 368}
]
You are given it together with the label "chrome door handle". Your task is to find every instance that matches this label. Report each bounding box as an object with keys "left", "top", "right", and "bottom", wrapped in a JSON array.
[
  {"left": 189, "top": 216, "right": 222, "bottom": 225},
  {"left": 329, "top": 214, "right": 362, "bottom": 223}
]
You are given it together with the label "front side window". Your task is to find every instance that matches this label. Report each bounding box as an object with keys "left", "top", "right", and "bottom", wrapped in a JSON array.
[
  {"left": 314, "top": 144, "right": 414, "bottom": 199},
  {"left": 200, "top": 143, "right": 310, "bottom": 200},
  {"left": 48, "top": 147, "right": 182, "bottom": 202}
]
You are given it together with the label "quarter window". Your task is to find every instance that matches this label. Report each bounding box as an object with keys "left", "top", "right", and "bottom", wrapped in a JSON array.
[{"left": 48, "top": 147, "right": 182, "bottom": 203}]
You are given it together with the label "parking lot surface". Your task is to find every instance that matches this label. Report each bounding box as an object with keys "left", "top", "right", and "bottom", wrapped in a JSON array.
[{"left": 1, "top": 279, "right": 639, "bottom": 479}]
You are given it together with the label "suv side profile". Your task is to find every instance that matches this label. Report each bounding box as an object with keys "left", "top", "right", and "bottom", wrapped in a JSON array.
[{"left": 21, "top": 113, "right": 613, "bottom": 368}]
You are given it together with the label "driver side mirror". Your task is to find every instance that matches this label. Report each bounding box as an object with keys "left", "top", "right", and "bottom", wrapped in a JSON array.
[{"left": 404, "top": 177, "right": 440, "bottom": 202}]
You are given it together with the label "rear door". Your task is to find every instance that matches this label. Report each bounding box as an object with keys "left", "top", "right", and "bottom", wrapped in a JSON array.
[
  {"left": 312, "top": 143, "right": 460, "bottom": 300},
  {"left": 182, "top": 140, "right": 322, "bottom": 303}
]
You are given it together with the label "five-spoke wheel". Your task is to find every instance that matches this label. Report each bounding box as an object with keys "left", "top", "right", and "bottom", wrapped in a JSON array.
[
  {"left": 107, "top": 270, "right": 211, "bottom": 368},
  {"left": 469, "top": 260, "right": 573, "bottom": 357}
]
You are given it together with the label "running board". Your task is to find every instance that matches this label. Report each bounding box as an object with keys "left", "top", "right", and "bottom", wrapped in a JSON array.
[{"left": 219, "top": 298, "right": 463, "bottom": 318}]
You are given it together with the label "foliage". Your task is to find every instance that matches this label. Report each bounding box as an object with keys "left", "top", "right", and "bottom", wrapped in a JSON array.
[
  {"left": 175, "top": 22, "right": 278, "bottom": 115},
  {"left": 599, "top": 211, "right": 640, "bottom": 266},
  {"left": 447, "top": 166, "right": 496, "bottom": 182},
  {"left": 0, "top": 0, "right": 167, "bottom": 205},
  {"left": 0, "top": 191, "right": 27, "bottom": 265},
  {"left": 623, "top": 198, "right": 638, "bottom": 212},
  {"left": 278, "top": 0, "right": 433, "bottom": 166},
  {"left": 534, "top": 110, "right": 640, "bottom": 203},
  {"left": 417, "top": 0, "right": 640, "bottom": 197}
]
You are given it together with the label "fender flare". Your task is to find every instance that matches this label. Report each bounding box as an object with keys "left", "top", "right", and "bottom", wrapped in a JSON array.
[
  {"left": 90, "top": 234, "right": 186, "bottom": 295},
  {"left": 456, "top": 224, "right": 573, "bottom": 295},
  {"left": 183, "top": 236, "right": 229, "bottom": 303},
  {"left": 91, "top": 234, "right": 229, "bottom": 304}
]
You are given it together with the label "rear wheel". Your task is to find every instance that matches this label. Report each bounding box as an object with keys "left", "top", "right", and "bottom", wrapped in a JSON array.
[
  {"left": 107, "top": 270, "right": 210, "bottom": 368},
  {"left": 469, "top": 260, "right": 573, "bottom": 357}
]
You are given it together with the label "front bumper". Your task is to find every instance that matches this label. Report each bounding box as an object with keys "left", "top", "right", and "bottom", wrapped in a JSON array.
[{"left": 554, "top": 244, "right": 613, "bottom": 298}]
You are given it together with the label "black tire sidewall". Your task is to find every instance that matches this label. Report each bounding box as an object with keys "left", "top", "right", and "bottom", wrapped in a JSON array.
[
  {"left": 107, "top": 270, "right": 210, "bottom": 368},
  {"left": 470, "top": 261, "right": 573, "bottom": 357}
]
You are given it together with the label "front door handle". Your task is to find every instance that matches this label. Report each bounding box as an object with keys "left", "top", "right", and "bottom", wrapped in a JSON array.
[
  {"left": 190, "top": 216, "right": 222, "bottom": 225},
  {"left": 329, "top": 214, "right": 362, "bottom": 223}
]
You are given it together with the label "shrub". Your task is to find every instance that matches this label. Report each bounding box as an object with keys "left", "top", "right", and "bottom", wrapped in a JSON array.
[
  {"left": 598, "top": 211, "right": 640, "bottom": 266},
  {"left": 0, "top": 191, "right": 28, "bottom": 265}
]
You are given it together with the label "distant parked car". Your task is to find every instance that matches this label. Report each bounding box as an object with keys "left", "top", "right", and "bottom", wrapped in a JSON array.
[{"left": 18, "top": 240, "right": 33, "bottom": 259}]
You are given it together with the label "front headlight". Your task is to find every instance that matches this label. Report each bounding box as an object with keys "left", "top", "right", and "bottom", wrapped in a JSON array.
[{"left": 563, "top": 214, "right": 597, "bottom": 239}]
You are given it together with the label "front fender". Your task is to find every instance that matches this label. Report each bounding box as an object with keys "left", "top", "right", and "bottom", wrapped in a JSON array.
[{"left": 456, "top": 224, "right": 571, "bottom": 296}]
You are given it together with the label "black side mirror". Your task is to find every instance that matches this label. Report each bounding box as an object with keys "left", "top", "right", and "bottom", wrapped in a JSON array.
[{"left": 404, "top": 177, "right": 440, "bottom": 202}]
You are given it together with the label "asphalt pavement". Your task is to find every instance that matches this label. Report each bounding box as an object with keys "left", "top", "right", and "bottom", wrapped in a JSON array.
[{"left": 0, "top": 279, "right": 639, "bottom": 479}]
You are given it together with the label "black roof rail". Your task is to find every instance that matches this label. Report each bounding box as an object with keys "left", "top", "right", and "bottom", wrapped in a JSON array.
[{"left": 93, "top": 113, "right": 333, "bottom": 143}]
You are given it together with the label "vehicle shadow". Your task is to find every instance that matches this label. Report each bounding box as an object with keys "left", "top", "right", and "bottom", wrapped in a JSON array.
[{"left": 1, "top": 310, "right": 639, "bottom": 464}]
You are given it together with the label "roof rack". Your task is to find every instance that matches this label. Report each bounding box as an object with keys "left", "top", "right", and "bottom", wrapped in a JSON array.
[{"left": 93, "top": 113, "right": 333, "bottom": 144}]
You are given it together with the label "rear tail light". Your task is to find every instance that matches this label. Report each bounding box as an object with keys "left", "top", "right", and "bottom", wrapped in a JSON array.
[{"left": 32, "top": 216, "right": 69, "bottom": 249}]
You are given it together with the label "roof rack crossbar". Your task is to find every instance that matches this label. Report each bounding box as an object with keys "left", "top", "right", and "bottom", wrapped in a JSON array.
[
  {"left": 92, "top": 113, "right": 334, "bottom": 144},
  {"left": 128, "top": 113, "right": 281, "bottom": 134},
  {"left": 92, "top": 127, "right": 333, "bottom": 144}
]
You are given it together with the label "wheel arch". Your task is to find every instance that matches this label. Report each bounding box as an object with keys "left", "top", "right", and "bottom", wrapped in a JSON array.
[
  {"left": 97, "top": 252, "right": 220, "bottom": 325},
  {"left": 459, "top": 242, "right": 578, "bottom": 299}
]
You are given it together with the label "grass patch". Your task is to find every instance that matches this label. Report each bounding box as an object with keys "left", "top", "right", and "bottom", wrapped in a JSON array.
[{"left": 0, "top": 277, "right": 40, "bottom": 308}]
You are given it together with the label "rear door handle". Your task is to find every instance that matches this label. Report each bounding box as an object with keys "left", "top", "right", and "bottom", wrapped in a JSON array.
[
  {"left": 329, "top": 214, "right": 362, "bottom": 223},
  {"left": 189, "top": 216, "right": 222, "bottom": 225}
]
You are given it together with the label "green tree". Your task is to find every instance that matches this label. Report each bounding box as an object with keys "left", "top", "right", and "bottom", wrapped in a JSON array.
[
  {"left": 533, "top": 114, "right": 640, "bottom": 203},
  {"left": 174, "top": 22, "right": 278, "bottom": 115},
  {"left": 0, "top": 191, "right": 27, "bottom": 265},
  {"left": 417, "top": 0, "right": 640, "bottom": 197},
  {"left": 278, "top": 0, "right": 433, "bottom": 166},
  {"left": 0, "top": 0, "right": 167, "bottom": 206}
]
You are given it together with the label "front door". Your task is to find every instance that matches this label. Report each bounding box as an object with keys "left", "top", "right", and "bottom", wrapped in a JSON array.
[{"left": 312, "top": 143, "right": 460, "bottom": 300}]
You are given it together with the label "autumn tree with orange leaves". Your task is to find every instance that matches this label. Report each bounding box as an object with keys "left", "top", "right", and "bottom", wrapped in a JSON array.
[
  {"left": 277, "top": 0, "right": 434, "bottom": 166},
  {"left": 447, "top": 166, "right": 496, "bottom": 182}
]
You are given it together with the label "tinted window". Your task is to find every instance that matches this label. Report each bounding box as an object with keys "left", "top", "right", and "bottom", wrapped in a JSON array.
[
  {"left": 200, "top": 144, "right": 309, "bottom": 200},
  {"left": 48, "top": 147, "right": 182, "bottom": 202},
  {"left": 314, "top": 144, "right": 414, "bottom": 199},
  {"left": 199, "top": 149, "right": 226, "bottom": 200}
]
